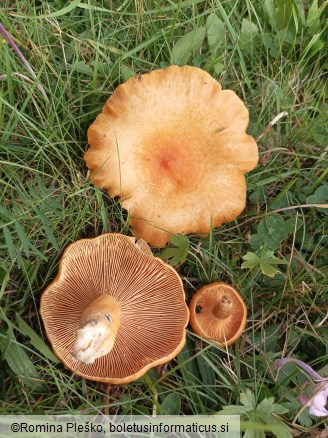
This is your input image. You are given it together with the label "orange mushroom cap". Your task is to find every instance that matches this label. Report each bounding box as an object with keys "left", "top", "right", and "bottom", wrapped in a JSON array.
[
  {"left": 84, "top": 65, "right": 259, "bottom": 247},
  {"left": 40, "top": 234, "right": 189, "bottom": 384},
  {"left": 189, "top": 282, "right": 247, "bottom": 346}
]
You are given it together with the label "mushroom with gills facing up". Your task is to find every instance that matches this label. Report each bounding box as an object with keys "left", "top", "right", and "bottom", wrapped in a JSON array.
[
  {"left": 40, "top": 234, "right": 189, "bottom": 384},
  {"left": 189, "top": 282, "right": 247, "bottom": 346},
  {"left": 84, "top": 65, "right": 259, "bottom": 247}
]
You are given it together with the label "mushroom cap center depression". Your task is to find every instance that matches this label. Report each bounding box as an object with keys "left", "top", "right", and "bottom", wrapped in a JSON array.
[
  {"left": 138, "top": 129, "right": 204, "bottom": 191},
  {"left": 196, "top": 295, "right": 232, "bottom": 320}
]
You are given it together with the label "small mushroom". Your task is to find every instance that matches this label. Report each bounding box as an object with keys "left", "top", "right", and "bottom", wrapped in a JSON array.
[
  {"left": 40, "top": 234, "right": 189, "bottom": 384},
  {"left": 189, "top": 282, "right": 247, "bottom": 346},
  {"left": 84, "top": 65, "right": 259, "bottom": 247}
]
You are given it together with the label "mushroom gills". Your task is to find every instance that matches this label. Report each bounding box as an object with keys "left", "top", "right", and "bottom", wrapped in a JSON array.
[
  {"left": 188, "top": 282, "right": 247, "bottom": 346},
  {"left": 72, "top": 295, "right": 121, "bottom": 364}
]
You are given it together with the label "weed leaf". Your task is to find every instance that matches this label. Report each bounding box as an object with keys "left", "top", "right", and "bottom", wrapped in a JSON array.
[
  {"left": 15, "top": 222, "right": 30, "bottom": 257},
  {"left": 3, "top": 226, "right": 15, "bottom": 260},
  {"left": 160, "top": 234, "right": 190, "bottom": 266},
  {"left": 306, "top": 0, "right": 322, "bottom": 33},
  {"left": 241, "top": 19, "right": 259, "bottom": 42},
  {"left": 250, "top": 214, "right": 303, "bottom": 250},
  {"left": 16, "top": 316, "right": 60, "bottom": 364},
  {"left": 171, "top": 27, "right": 206, "bottom": 65},
  {"left": 13, "top": 0, "right": 81, "bottom": 19},
  {"left": 160, "top": 393, "right": 181, "bottom": 415},
  {"left": 306, "top": 184, "right": 328, "bottom": 214},
  {"left": 206, "top": 13, "right": 225, "bottom": 53},
  {"left": 70, "top": 60, "right": 93, "bottom": 76},
  {"left": 257, "top": 397, "right": 289, "bottom": 416},
  {"left": 42, "top": 225, "right": 59, "bottom": 251},
  {"left": 241, "top": 389, "right": 257, "bottom": 408},
  {"left": 259, "top": 261, "right": 278, "bottom": 277},
  {"left": 240, "top": 252, "right": 260, "bottom": 269},
  {"left": 242, "top": 251, "right": 286, "bottom": 277},
  {"left": 0, "top": 329, "right": 44, "bottom": 391},
  {"left": 274, "top": 0, "right": 294, "bottom": 31},
  {"left": 219, "top": 390, "right": 291, "bottom": 438}
]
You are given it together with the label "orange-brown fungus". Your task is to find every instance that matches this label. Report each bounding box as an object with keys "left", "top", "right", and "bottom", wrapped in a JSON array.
[
  {"left": 40, "top": 234, "right": 189, "bottom": 384},
  {"left": 84, "top": 66, "right": 259, "bottom": 247},
  {"left": 189, "top": 282, "right": 247, "bottom": 346}
]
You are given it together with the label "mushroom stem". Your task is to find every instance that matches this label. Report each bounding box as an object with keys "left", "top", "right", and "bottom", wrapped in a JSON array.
[
  {"left": 72, "top": 295, "right": 121, "bottom": 364},
  {"left": 212, "top": 295, "right": 232, "bottom": 319}
]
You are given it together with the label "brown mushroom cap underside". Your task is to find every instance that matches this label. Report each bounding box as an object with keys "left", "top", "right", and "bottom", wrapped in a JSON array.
[
  {"left": 40, "top": 234, "right": 189, "bottom": 384},
  {"left": 189, "top": 282, "right": 247, "bottom": 346},
  {"left": 85, "top": 65, "right": 259, "bottom": 247}
]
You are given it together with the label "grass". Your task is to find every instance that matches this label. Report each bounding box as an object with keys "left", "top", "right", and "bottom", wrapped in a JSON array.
[{"left": 0, "top": 0, "right": 327, "bottom": 436}]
